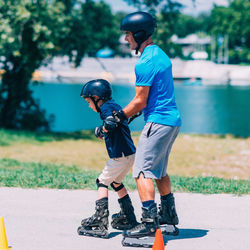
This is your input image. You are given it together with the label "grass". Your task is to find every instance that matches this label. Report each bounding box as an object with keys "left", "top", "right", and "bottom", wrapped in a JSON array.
[
  {"left": 0, "top": 158, "right": 249, "bottom": 195},
  {"left": 0, "top": 129, "right": 250, "bottom": 194},
  {"left": 0, "top": 129, "right": 96, "bottom": 146}
]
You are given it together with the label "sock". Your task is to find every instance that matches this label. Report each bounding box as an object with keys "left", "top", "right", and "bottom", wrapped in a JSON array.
[
  {"left": 142, "top": 200, "right": 154, "bottom": 208},
  {"left": 118, "top": 194, "right": 129, "bottom": 202},
  {"left": 161, "top": 193, "right": 172, "bottom": 201},
  {"left": 98, "top": 197, "right": 108, "bottom": 202}
]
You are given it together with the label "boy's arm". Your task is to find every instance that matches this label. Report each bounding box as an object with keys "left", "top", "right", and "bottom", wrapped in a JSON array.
[{"left": 103, "top": 116, "right": 118, "bottom": 131}]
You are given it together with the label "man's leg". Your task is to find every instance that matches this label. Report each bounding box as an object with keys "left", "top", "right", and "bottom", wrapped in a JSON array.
[
  {"left": 155, "top": 174, "right": 171, "bottom": 196},
  {"left": 155, "top": 175, "right": 179, "bottom": 226},
  {"left": 136, "top": 173, "right": 155, "bottom": 202},
  {"left": 122, "top": 173, "right": 158, "bottom": 238}
]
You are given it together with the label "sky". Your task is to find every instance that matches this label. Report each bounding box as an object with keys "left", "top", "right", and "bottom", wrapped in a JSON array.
[{"left": 99, "top": 0, "right": 229, "bottom": 16}]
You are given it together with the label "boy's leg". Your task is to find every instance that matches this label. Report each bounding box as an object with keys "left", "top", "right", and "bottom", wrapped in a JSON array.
[
  {"left": 77, "top": 181, "right": 109, "bottom": 238},
  {"left": 112, "top": 182, "right": 127, "bottom": 198},
  {"left": 111, "top": 182, "right": 138, "bottom": 230},
  {"left": 97, "top": 187, "right": 109, "bottom": 199},
  {"left": 102, "top": 154, "right": 137, "bottom": 230}
]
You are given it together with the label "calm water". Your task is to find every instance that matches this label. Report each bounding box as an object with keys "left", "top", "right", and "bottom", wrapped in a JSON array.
[{"left": 31, "top": 83, "right": 250, "bottom": 137}]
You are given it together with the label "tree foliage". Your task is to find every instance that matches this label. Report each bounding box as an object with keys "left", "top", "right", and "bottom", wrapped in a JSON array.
[
  {"left": 124, "top": 0, "right": 249, "bottom": 63},
  {"left": 175, "top": 13, "right": 210, "bottom": 38},
  {"left": 208, "top": 0, "right": 250, "bottom": 63},
  {"left": 0, "top": 0, "right": 118, "bottom": 130}
]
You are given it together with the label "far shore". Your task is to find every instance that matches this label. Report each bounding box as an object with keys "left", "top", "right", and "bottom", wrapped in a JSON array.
[{"left": 34, "top": 57, "right": 250, "bottom": 86}]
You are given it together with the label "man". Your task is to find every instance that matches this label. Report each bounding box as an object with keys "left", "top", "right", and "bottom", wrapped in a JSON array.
[{"left": 114, "top": 11, "right": 182, "bottom": 238}]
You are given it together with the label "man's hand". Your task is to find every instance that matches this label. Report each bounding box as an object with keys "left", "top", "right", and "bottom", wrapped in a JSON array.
[
  {"left": 95, "top": 126, "right": 104, "bottom": 139},
  {"left": 112, "top": 110, "right": 127, "bottom": 124},
  {"left": 128, "top": 111, "right": 142, "bottom": 124}
]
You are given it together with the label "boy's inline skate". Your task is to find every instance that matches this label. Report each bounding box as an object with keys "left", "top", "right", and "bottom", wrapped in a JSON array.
[
  {"left": 77, "top": 198, "right": 109, "bottom": 238},
  {"left": 111, "top": 195, "right": 138, "bottom": 230}
]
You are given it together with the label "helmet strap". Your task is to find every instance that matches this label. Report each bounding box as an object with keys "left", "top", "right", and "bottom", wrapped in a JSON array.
[
  {"left": 90, "top": 97, "right": 101, "bottom": 113},
  {"left": 135, "top": 41, "right": 142, "bottom": 54},
  {"left": 134, "top": 32, "right": 152, "bottom": 55}
]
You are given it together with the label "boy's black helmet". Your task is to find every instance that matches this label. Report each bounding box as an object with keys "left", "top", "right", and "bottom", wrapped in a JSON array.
[
  {"left": 80, "top": 79, "right": 112, "bottom": 101},
  {"left": 120, "top": 11, "right": 156, "bottom": 53}
]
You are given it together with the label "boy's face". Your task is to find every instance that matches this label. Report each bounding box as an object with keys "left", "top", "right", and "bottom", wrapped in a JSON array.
[{"left": 85, "top": 97, "right": 98, "bottom": 112}]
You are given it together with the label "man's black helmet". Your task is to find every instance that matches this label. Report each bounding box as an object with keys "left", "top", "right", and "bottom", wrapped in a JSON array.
[
  {"left": 80, "top": 79, "right": 112, "bottom": 101},
  {"left": 120, "top": 11, "right": 156, "bottom": 53}
]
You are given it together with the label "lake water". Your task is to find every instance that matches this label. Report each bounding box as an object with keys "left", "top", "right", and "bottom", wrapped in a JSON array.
[{"left": 31, "top": 82, "right": 250, "bottom": 137}]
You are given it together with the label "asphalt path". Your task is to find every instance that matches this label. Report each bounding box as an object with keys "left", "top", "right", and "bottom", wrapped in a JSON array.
[{"left": 0, "top": 187, "right": 249, "bottom": 250}]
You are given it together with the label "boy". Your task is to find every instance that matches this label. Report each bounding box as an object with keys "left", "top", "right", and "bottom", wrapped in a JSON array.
[{"left": 77, "top": 79, "right": 138, "bottom": 238}]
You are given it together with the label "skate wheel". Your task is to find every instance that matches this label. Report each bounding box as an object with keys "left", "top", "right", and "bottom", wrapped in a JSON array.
[
  {"left": 77, "top": 226, "right": 84, "bottom": 235},
  {"left": 160, "top": 224, "right": 179, "bottom": 236},
  {"left": 77, "top": 226, "right": 109, "bottom": 239},
  {"left": 122, "top": 236, "right": 154, "bottom": 248},
  {"left": 173, "top": 226, "right": 179, "bottom": 236}
]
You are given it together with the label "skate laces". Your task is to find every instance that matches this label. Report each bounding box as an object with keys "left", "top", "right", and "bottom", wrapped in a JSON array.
[
  {"left": 158, "top": 204, "right": 163, "bottom": 215},
  {"left": 128, "top": 222, "right": 146, "bottom": 232}
]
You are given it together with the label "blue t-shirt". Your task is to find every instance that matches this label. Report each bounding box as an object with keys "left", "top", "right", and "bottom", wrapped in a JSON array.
[
  {"left": 100, "top": 99, "right": 136, "bottom": 159},
  {"left": 135, "top": 45, "right": 181, "bottom": 127}
]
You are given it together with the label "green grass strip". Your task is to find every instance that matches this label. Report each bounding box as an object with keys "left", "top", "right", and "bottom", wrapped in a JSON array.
[
  {"left": 0, "top": 158, "right": 249, "bottom": 195},
  {"left": 0, "top": 129, "right": 96, "bottom": 146}
]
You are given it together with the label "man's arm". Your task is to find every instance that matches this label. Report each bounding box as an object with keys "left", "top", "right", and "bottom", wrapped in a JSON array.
[{"left": 123, "top": 86, "right": 150, "bottom": 118}]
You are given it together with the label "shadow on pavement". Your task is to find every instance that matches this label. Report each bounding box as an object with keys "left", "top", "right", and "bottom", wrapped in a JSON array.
[
  {"left": 164, "top": 228, "right": 209, "bottom": 243},
  {"left": 109, "top": 231, "right": 122, "bottom": 239}
]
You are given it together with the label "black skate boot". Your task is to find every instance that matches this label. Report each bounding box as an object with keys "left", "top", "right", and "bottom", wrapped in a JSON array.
[
  {"left": 122, "top": 203, "right": 159, "bottom": 248},
  {"left": 77, "top": 198, "right": 109, "bottom": 238},
  {"left": 159, "top": 193, "right": 179, "bottom": 236},
  {"left": 111, "top": 195, "right": 138, "bottom": 230}
]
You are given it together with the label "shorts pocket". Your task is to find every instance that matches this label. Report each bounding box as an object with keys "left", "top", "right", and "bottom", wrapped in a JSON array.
[{"left": 147, "top": 123, "right": 153, "bottom": 138}]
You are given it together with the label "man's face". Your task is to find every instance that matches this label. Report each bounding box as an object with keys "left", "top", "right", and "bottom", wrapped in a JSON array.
[{"left": 124, "top": 31, "right": 137, "bottom": 50}]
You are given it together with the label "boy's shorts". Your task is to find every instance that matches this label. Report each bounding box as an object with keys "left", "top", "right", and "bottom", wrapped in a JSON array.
[
  {"left": 133, "top": 122, "right": 180, "bottom": 179},
  {"left": 98, "top": 153, "right": 135, "bottom": 186}
]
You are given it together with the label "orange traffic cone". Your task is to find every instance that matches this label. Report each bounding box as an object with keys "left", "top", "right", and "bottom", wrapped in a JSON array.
[
  {"left": 0, "top": 217, "right": 11, "bottom": 250},
  {"left": 152, "top": 228, "right": 165, "bottom": 250}
]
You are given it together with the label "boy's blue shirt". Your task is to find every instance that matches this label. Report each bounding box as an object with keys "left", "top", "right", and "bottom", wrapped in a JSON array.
[
  {"left": 135, "top": 44, "right": 182, "bottom": 127},
  {"left": 100, "top": 99, "right": 136, "bottom": 159}
]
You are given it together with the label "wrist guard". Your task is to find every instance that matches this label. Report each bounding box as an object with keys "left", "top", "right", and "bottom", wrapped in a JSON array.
[
  {"left": 104, "top": 116, "right": 118, "bottom": 131},
  {"left": 95, "top": 126, "right": 104, "bottom": 138},
  {"left": 113, "top": 110, "right": 127, "bottom": 123}
]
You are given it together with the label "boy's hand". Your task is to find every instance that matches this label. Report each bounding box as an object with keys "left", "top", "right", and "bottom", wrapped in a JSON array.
[
  {"left": 112, "top": 110, "right": 127, "bottom": 123},
  {"left": 95, "top": 126, "right": 104, "bottom": 139}
]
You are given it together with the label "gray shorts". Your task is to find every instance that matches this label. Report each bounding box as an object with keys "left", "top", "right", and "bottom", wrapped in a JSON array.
[{"left": 133, "top": 123, "right": 180, "bottom": 179}]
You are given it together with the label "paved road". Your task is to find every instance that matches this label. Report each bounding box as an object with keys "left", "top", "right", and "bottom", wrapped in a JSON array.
[{"left": 0, "top": 187, "right": 249, "bottom": 250}]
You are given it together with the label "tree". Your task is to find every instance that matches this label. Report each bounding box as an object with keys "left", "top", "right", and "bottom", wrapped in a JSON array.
[
  {"left": 0, "top": 0, "right": 118, "bottom": 130},
  {"left": 153, "top": 1, "right": 182, "bottom": 58},
  {"left": 208, "top": 0, "right": 250, "bottom": 64},
  {"left": 175, "top": 13, "right": 210, "bottom": 38}
]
